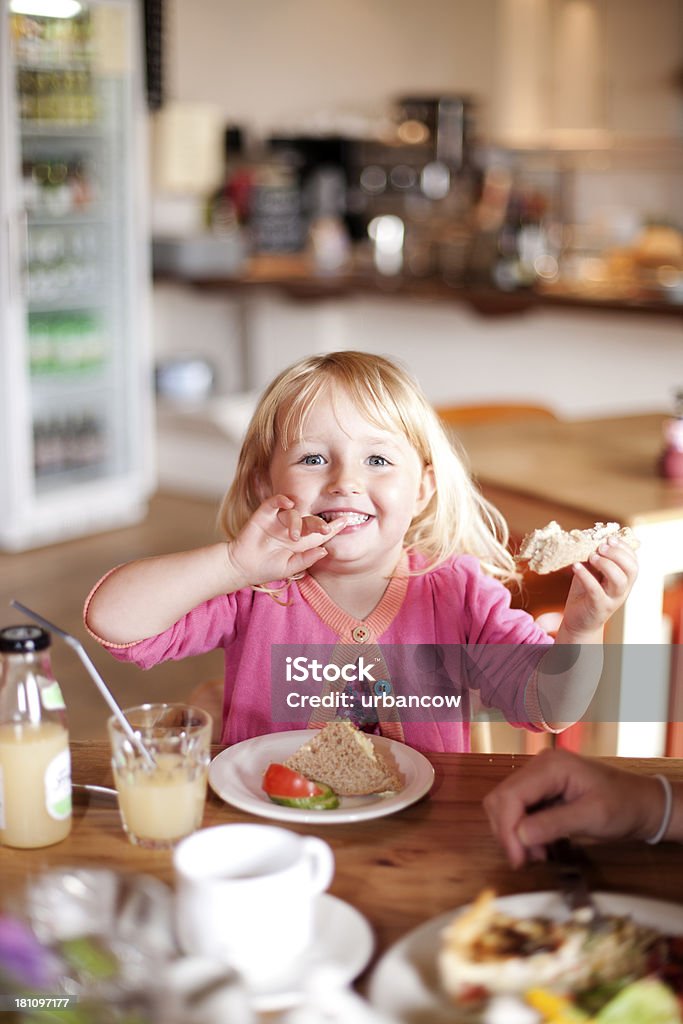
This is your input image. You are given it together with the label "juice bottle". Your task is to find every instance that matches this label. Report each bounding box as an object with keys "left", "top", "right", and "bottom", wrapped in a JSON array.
[{"left": 0, "top": 625, "right": 72, "bottom": 848}]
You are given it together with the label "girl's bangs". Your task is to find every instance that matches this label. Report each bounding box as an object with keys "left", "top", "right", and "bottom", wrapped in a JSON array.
[
  {"left": 276, "top": 368, "right": 430, "bottom": 461},
  {"left": 276, "top": 375, "right": 331, "bottom": 447}
]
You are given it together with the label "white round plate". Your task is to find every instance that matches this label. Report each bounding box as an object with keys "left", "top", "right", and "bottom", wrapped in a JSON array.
[
  {"left": 250, "top": 893, "right": 374, "bottom": 1012},
  {"left": 209, "top": 729, "right": 434, "bottom": 824},
  {"left": 368, "top": 890, "right": 683, "bottom": 1023}
]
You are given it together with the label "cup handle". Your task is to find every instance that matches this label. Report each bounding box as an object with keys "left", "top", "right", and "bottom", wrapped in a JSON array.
[{"left": 302, "top": 836, "right": 334, "bottom": 894}]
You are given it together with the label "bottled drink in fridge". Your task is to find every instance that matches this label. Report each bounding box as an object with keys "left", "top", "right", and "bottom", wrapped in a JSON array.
[{"left": 0, "top": 625, "right": 72, "bottom": 848}]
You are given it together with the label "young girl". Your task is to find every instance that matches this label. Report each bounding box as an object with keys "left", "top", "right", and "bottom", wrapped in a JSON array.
[{"left": 84, "top": 351, "right": 637, "bottom": 752}]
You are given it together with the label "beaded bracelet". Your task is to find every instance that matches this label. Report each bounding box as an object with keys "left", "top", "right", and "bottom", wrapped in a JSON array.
[{"left": 645, "top": 774, "right": 673, "bottom": 845}]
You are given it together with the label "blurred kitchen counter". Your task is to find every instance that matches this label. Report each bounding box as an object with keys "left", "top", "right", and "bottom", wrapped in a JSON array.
[
  {"left": 155, "top": 252, "right": 683, "bottom": 319},
  {"left": 151, "top": 248, "right": 683, "bottom": 434}
]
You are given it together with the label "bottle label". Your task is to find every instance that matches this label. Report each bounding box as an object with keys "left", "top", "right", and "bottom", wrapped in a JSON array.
[
  {"left": 0, "top": 765, "right": 5, "bottom": 830},
  {"left": 44, "top": 748, "right": 72, "bottom": 820},
  {"left": 41, "top": 681, "right": 66, "bottom": 711}
]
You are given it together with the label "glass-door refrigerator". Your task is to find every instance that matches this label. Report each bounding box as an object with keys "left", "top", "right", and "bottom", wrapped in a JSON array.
[{"left": 0, "top": 0, "right": 154, "bottom": 551}]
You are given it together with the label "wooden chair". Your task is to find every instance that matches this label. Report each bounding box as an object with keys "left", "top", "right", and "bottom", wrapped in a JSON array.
[
  {"left": 188, "top": 679, "right": 224, "bottom": 742},
  {"left": 665, "top": 578, "right": 683, "bottom": 756},
  {"left": 436, "top": 402, "right": 565, "bottom": 754},
  {"left": 434, "top": 403, "right": 558, "bottom": 428}
]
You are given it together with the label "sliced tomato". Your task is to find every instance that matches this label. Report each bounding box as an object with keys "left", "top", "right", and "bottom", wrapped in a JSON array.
[{"left": 262, "top": 763, "right": 323, "bottom": 799}]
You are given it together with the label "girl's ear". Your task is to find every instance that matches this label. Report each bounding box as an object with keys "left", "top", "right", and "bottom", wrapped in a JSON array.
[
  {"left": 415, "top": 464, "right": 436, "bottom": 514},
  {"left": 254, "top": 470, "right": 272, "bottom": 503}
]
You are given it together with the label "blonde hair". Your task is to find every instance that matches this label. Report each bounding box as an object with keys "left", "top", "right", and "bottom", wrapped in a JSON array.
[{"left": 218, "top": 351, "right": 520, "bottom": 585}]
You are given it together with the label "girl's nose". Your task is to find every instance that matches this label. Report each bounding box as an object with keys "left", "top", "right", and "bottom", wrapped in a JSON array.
[{"left": 326, "top": 463, "right": 362, "bottom": 495}]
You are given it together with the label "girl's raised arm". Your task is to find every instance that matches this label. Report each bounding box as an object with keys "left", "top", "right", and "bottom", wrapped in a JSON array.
[
  {"left": 85, "top": 494, "right": 345, "bottom": 645},
  {"left": 85, "top": 543, "right": 245, "bottom": 645}
]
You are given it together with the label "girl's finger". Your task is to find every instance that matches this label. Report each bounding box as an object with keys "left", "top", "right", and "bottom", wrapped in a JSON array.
[
  {"left": 261, "top": 493, "right": 295, "bottom": 516},
  {"left": 571, "top": 561, "right": 603, "bottom": 594},
  {"left": 301, "top": 514, "right": 348, "bottom": 538},
  {"left": 588, "top": 551, "right": 628, "bottom": 594},
  {"left": 300, "top": 513, "right": 328, "bottom": 534},
  {"left": 285, "top": 527, "right": 344, "bottom": 554},
  {"left": 289, "top": 511, "right": 303, "bottom": 541},
  {"left": 288, "top": 546, "right": 328, "bottom": 574},
  {"left": 300, "top": 514, "right": 335, "bottom": 537},
  {"left": 597, "top": 538, "right": 637, "bottom": 569},
  {"left": 603, "top": 544, "right": 639, "bottom": 582},
  {"left": 277, "top": 507, "right": 303, "bottom": 540}
]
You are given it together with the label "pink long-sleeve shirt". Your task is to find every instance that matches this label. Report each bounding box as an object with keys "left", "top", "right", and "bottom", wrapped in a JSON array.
[{"left": 85, "top": 552, "right": 553, "bottom": 752}]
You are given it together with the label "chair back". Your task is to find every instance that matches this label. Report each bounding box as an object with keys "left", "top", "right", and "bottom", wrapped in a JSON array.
[
  {"left": 435, "top": 403, "right": 558, "bottom": 427},
  {"left": 435, "top": 401, "right": 560, "bottom": 755}
]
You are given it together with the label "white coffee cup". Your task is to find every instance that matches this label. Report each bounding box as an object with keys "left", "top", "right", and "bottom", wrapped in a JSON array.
[{"left": 173, "top": 824, "right": 334, "bottom": 989}]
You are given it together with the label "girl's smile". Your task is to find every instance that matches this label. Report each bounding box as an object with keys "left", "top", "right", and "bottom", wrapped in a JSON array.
[{"left": 316, "top": 510, "right": 371, "bottom": 526}]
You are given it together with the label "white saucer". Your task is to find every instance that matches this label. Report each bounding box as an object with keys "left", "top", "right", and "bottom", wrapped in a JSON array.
[{"left": 249, "top": 893, "right": 374, "bottom": 1012}]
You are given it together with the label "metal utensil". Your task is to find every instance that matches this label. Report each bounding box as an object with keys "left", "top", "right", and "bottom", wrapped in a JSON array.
[
  {"left": 526, "top": 796, "right": 606, "bottom": 928},
  {"left": 10, "top": 599, "right": 155, "bottom": 768},
  {"left": 73, "top": 783, "right": 118, "bottom": 798},
  {"left": 546, "top": 836, "right": 606, "bottom": 929}
]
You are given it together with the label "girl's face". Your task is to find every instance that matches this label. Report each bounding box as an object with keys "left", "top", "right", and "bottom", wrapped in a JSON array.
[{"left": 267, "top": 386, "right": 435, "bottom": 576}]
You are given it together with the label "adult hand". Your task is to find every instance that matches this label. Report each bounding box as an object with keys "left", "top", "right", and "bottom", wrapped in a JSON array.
[{"left": 483, "top": 748, "right": 663, "bottom": 867}]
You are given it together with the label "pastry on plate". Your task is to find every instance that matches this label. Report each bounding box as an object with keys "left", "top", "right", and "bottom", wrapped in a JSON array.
[{"left": 438, "top": 889, "right": 656, "bottom": 1006}]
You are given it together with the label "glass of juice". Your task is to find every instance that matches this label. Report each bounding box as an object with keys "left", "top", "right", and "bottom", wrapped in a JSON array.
[{"left": 108, "top": 703, "right": 212, "bottom": 849}]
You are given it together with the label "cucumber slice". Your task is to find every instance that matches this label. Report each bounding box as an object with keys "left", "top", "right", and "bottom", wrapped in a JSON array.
[{"left": 267, "top": 784, "right": 339, "bottom": 810}]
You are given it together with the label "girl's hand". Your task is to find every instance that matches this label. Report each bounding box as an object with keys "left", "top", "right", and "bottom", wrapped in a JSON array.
[
  {"left": 560, "top": 537, "right": 638, "bottom": 639},
  {"left": 225, "top": 494, "right": 347, "bottom": 588},
  {"left": 483, "top": 748, "right": 662, "bottom": 868}
]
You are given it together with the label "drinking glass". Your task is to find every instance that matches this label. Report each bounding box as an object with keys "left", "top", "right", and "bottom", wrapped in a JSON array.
[{"left": 108, "top": 703, "right": 211, "bottom": 849}]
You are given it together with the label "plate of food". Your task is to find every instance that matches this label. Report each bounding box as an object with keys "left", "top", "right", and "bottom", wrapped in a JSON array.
[
  {"left": 208, "top": 722, "right": 434, "bottom": 824},
  {"left": 368, "top": 888, "right": 683, "bottom": 1022}
]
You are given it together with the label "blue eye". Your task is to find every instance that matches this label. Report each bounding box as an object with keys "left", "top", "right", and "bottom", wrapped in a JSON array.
[
  {"left": 300, "top": 454, "right": 325, "bottom": 466},
  {"left": 367, "top": 455, "right": 390, "bottom": 467}
]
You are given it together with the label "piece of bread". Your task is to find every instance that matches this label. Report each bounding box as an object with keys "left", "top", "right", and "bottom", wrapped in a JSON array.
[
  {"left": 517, "top": 520, "right": 639, "bottom": 574},
  {"left": 284, "top": 721, "right": 403, "bottom": 796}
]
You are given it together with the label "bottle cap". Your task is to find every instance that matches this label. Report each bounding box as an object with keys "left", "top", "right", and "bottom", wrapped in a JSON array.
[{"left": 0, "top": 625, "right": 51, "bottom": 653}]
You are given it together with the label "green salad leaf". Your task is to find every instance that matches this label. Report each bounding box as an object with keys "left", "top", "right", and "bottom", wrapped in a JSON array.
[{"left": 595, "top": 978, "right": 682, "bottom": 1024}]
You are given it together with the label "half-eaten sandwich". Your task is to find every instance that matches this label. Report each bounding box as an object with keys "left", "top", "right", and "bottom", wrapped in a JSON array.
[{"left": 284, "top": 721, "right": 403, "bottom": 796}]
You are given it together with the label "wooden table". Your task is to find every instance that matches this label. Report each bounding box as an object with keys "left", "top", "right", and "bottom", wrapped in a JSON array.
[
  {"left": 455, "top": 412, "right": 683, "bottom": 756},
  {"left": 2, "top": 743, "right": 682, "bottom": 1009}
]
